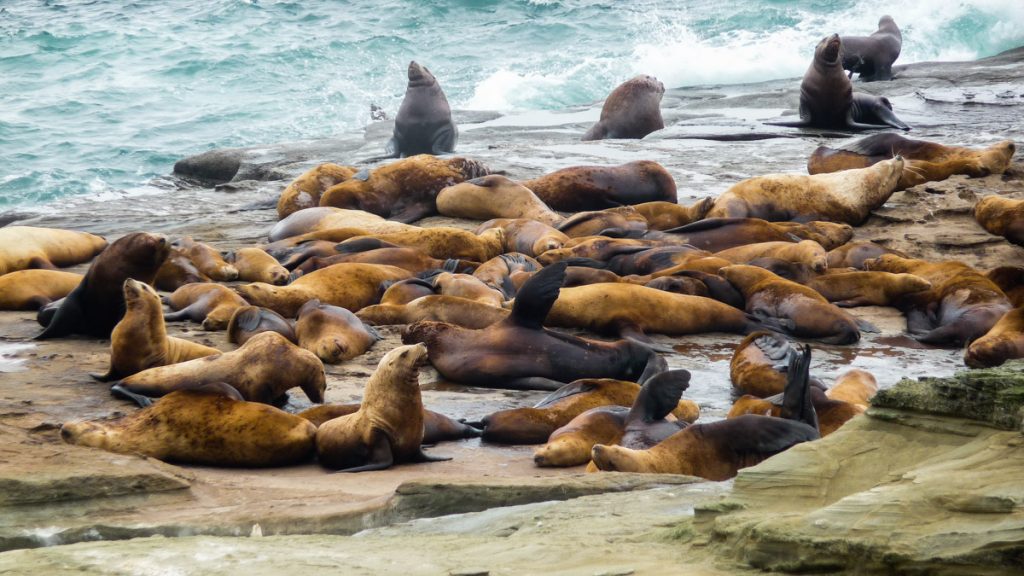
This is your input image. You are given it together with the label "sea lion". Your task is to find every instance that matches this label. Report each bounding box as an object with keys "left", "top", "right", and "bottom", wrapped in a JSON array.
[
  {"left": 731, "top": 331, "right": 798, "bottom": 398},
  {"left": 436, "top": 175, "right": 562, "bottom": 226},
  {"left": 556, "top": 206, "right": 649, "bottom": 238},
  {"left": 475, "top": 218, "right": 569, "bottom": 258},
  {"left": 154, "top": 249, "right": 210, "bottom": 291},
  {"left": 0, "top": 226, "right": 107, "bottom": 276},
  {"left": 385, "top": 61, "right": 457, "bottom": 158},
  {"left": 472, "top": 253, "right": 541, "bottom": 298},
  {"left": 227, "top": 305, "right": 297, "bottom": 345},
  {"left": 563, "top": 266, "right": 625, "bottom": 287},
  {"left": 582, "top": 75, "right": 665, "bottom": 141},
  {"left": 535, "top": 237, "right": 668, "bottom": 266},
  {"left": 809, "top": 134, "right": 1016, "bottom": 190},
  {"left": 112, "top": 332, "right": 326, "bottom": 405},
  {"left": 268, "top": 207, "right": 417, "bottom": 243},
  {"left": 358, "top": 295, "right": 510, "bottom": 329},
  {"left": 0, "top": 270, "right": 82, "bottom": 311},
  {"left": 236, "top": 263, "right": 411, "bottom": 318},
  {"left": 707, "top": 157, "right": 904, "bottom": 225},
  {"left": 522, "top": 161, "right": 676, "bottom": 212},
  {"left": 295, "top": 299, "right": 379, "bottom": 363},
  {"left": 428, "top": 271, "right": 505, "bottom": 306},
  {"left": 95, "top": 279, "right": 220, "bottom": 381},
  {"left": 746, "top": 257, "right": 818, "bottom": 285},
  {"left": 164, "top": 283, "right": 250, "bottom": 330},
  {"left": 298, "top": 403, "right": 481, "bottom": 444},
  {"left": 334, "top": 227, "right": 504, "bottom": 262},
  {"left": 292, "top": 244, "right": 466, "bottom": 277},
  {"left": 826, "top": 240, "right": 907, "bottom": 270},
  {"left": 225, "top": 247, "right": 290, "bottom": 286},
  {"left": 319, "top": 155, "right": 490, "bottom": 223},
  {"left": 765, "top": 34, "right": 909, "bottom": 130},
  {"left": 632, "top": 199, "right": 714, "bottom": 231},
  {"left": 964, "top": 307, "right": 1024, "bottom": 368},
  {"left": 61, "top": 389, "right": 317, "bottom": 467},
  {"left": 985, "top": 266, "right": 1024, "bottom": 307},
  {"left": 721, "top": 265, "right": 862, "bottom": 344},
  {"left": 403, "top": 262, "right": 667, "bottom": 391},
  {"left": 172, "top": 237, "right": 237, "bottom": 281},
  {"left": 277, "top": 163, "right": 359, "bottom": 219},
  {"left": 975, "top": 195, "right": 1024, "bottom": 247},
  {"left": 316, "top": 343, "right": 449, "bottom": 471},
  {"left": 532, "top": 406, "right": 629, "bottom": 467},
  {"left": 715, "top": 240, "right": 828, "bottom": 273},
  {"left": 643, "top": 276, "right": 708, "bottom": 296},
  {"left": 36, "top": 232, "right": 169, "bottom": 339},
  {"left": 841, "top": 15, "right": 902, "bottom": 81},
  {"left": 778, "top": 221, "right": 855, "bottom": 251},
  {"left": 379, "top": 277, "right": 439, "bottom": 305},
  {"left": 806, "top": 271, "right": 932, "bottom": 307},
  {"left": 827, "top": 368, "right": 877, "bottom": 409},
  {"left": 667, "top": 218, "right": 853, "bottom": 252}
]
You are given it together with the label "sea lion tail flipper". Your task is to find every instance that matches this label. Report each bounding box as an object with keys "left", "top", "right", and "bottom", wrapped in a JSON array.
[
  {"left": 534, "top": 380, "right": 600, "bottom": 408},
  {"left": 413, "top": 448, "right": 452, "bottom": 463},
  {"left": 763, "top": 119, "right": 812, "bottom": 128},
  {"left": 509, "top": 261, "right": 567, "bottom": 329},
  {"left": 749, "top": 311, "right": 796, "bottom": 335},
  {"left": 780, "top": 344, "right": 819, "bottom": 433},
  {"left": 560, "top": 257, "right": 607, "bottom": 270},
  {"left": 335, "top": 238, "right": 399, "bottom": 254},
  {"left": 34, "top": 287, "right": 86, "bottom": 340},
  {"left": 855, "top": 318, "right": 880, "bottom": 333},
  {"left": 752, "top": 332, "right": 793, "bottom": 365},
  {"left": 90, "top": 369, "right": 116, "bottom": 382},
  {"left": 501, "top": 376, "right": 565, "bottom": 391},
  {"left": 109, "top": 384, "right": 154, "bottom": 408},
  {"left": 231, "top": 306, "right": 267, "bottom": 332},
  {"left": 391, "top": 202, "right": 436, "bottom": 224},
  {"left": 628, "top": 369, "right": 691, "bottom": 423},
  {"left": 335, "top": 429, "right": 394, "bottom": 473}
]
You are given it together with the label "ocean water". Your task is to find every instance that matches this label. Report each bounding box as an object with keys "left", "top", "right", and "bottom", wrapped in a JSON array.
[{"left": 1, "top": 0, "right": 1023, "bottom": 209}]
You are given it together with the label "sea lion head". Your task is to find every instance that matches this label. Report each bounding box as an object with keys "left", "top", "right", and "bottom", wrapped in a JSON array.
[
  {"left": 590, "top": 444, "right": 655, "bottom": 473},
  {"left": 234, "top": 282, "right": 280, "bottom": 308},
  {"left": 60, "top": 420, "right": 111, "bottom": 450},
  {"left": 974, "top": 140, "right": 1016, "bottom": 177},
  {"left": 379, "top": 342, "right": 429, "bottom": 384},
  {"left": 407, "top": 61, "right": 436, "bottom": 87},
  {"left": 816, "top": 34, "right": 843, "bottom": 66},
  {"left": 626, "top": 75, "right": 665, "bottom": 96},
  {"left": 118, "top": 232, "right": 171, "bottom": 274},
  {"left": 123, "top": 278, "right": 160, "bottom": 310},
  {"left": 799, "top": 221, "right": 854, "bottom": 250},
  {"left": 862, "top": 253, "right": 908, "bottom": 272}
]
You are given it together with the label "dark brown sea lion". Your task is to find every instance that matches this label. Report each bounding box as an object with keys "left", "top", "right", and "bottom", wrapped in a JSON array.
[
  {"left": 0, "top": 270, "right": 82, "bottom": 311},
  {"left": 37, "top": 232, "right": 169, "bottom": 339},
  {"left": 164, "top": 283, "right": 250, "bottom": 330},
  {"left": 298, "top": 403, "right": 481, "bottom": 444},
  {"left": 964, "top": 307, "right": 1024, "bottom": 368},
  {"left": 975, "top": 195, "right": 1024, "bottom": 247},
  {"left": 385, "top": 61, "right": 457, "bottom": 158},
  {"left": 475, "top": 218, "right": 569, "bottom": 258},
  {"left": 292, "top": 244, "right": 466, "bottom": 277},
  {"left": 826, "top": 240, "right": 907, "bottom": 270},
  {"left": 582, "top": 75, "right": 665, "bottom": 141},
  {"left": 841, "top": 15, "right": 902, "bottom": 81},
  {"left": 61, "top": 389, "right": 317, "bottom": 467},
  {"left": 642, "top": 276, "right": 708, "bottom": 296},
  {"left": 667, "top": 218, "right": 853, "bottom": 252},
  {"left": 436, "top": 175, "right": 562, "bottom": 226},
  {"left": 316, "top": 343, "right": 449, "bottom": 471},
  {"left": 806, "top": 271, "right": 932, "bottom": 307},
  {"left": 295, "top": 299, "right": 379, "bottom": 363},
  {"left": 277, "top": 163, "right": 359, "bottom": 219},
  {"left": 632, "top": 199, "right": 714, "bottom": 230},
  {"left": 0, "top": 226, "right": 107, "bottom": 276},
  {"left": 715, "top": 240, "right": 828, "bottom": 273},
  {"left": 319, "top": 155, "right": 489, "bottom": 223},
  {"left": 556, "top": 206, "right": 649, "bottom": 238},
  {"left": 334, "top": 227, "right": 505, "bottom": 262},
  {"left": 268, "top": 207, "right": 416, "bottom": 243},
  {"left": 522, "top": 160, "right": 676, "bottom": 212},
  {"left": 172, "top": 237, "right": 238, "bottom": 281},
  {"left": 225, "top": 247, "right": 290, "bottom": 286},
  {"left": 154, "top": 249, "right": 210, "bottom": 291},
  {"left": 226, "top": 306, "right": 297, "bottom": 346},
  {"left": 358, "top": 295, "right": 510, "bottom": 329}
]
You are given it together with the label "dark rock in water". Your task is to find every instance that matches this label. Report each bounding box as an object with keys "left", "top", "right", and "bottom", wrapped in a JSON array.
[
  {"left": 173, "top": 149, "right": 244, "bottom": 185},
  {"left": 0, "top": 212, "right": 34, "bottom": 227}
]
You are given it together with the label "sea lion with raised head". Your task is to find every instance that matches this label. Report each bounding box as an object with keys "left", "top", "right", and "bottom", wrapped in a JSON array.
[
  {"left": 299, "top": 403, "right": 481, "bottom": 444},
  {"left": 582, "top": 75, "right": 665, "bottom": 141},
  {"left": 522, "top": 160, "right": 676, "bottom": 212},
  {"left": 385, "top": 61, "right": 457, "bottom": 158},
  {"left": 475, "top": 218, "right": 569, "bottom": 258},
  {"left": 226, "top": 306, "right": 297, "bottom": 346},
  {"left": 436, "top": 175, "right": 562, "bottom": 226},
  {"left": 294, "top": 299, "right": 379, "bottom": 363},
  {"left": 0, "top": 226, "right": 107, "bottom": 276},
  {"left": 277, "top": 163, "right": 359, "bottom": 219},
  {"left": 358, "top": 295, "right": 510, "bottom": 329},
  {"left": 164, "top": 283, "right": 250, "bottom": 331},
  {"left": 975, "top": 195, "right": 1024, "bottom": 247},
  {"left": 0, "top": 270, "right": 82, "bottom": 311},
  {"left": 225, "top": 247, "right": 290, "bottom": 286},
  {"left": 841, "top": 15, "right": 902, "bottom": 81}
]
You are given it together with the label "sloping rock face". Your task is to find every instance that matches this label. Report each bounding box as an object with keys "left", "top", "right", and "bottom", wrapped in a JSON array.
[{"left": 696, "top": 363, "right": 1024, "bottom": 574}]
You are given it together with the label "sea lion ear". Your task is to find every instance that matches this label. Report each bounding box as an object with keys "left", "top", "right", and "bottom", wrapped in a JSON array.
[
  {"left": 629, "top": 369, "right": 691, "bottom": 424},
  {"left": 509, "top": 261, "right": 567, "bottom": 329}
]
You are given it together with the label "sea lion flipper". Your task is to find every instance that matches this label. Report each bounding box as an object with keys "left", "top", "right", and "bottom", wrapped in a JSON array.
[
  {"left": 90, "top": 369, "right": 117, "bottom": 383},
  {"left": 780, "top": 344, "right": 819, "bottom": 432},
  {"left": 34, "top": 285, "right": 86, "bottom": 340},
  {"left": 509, "top": 261, "right": 567, "bottom": 329},
  {"left": 110, "top": 384, "right": 155, "bottom": 408},
  {"left": 335, "top": 429, "right": 394, "bottom": 473},
  {"left": 412, "top": 448, "right": 452, "bottom": 463},
  {"left": 534, "top": 380, "right": 600, "bottom": 408},
  {"left": 501, "top": 377, "right": 565, "bottom": 391},
  {"left": 390, "top": 202, "right": 436, "bottom": 224},
  {"left": 855, "top": 318, "right": 880, "bottom": 333},
  {"left": 430, "top": 125, "right": 458, "bottom": 155},
  {"left": 753, "top": 332, "right": 792, "bottom": 364},
  {"left": 663, "top": 217, "right": 748, "bottom": 235},
  {"left": 628, "top": 369, "right": 691, "bottom": 423},
  {"left": 335, "top": 238, "right": 399, "bottom": 254}
]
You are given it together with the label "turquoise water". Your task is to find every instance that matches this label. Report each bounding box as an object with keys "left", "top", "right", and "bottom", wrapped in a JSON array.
[{"left": 2, "top": 0, "right": 1023, "bottom": 208}]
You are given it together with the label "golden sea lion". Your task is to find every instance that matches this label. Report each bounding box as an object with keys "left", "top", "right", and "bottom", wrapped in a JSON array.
[
  {"left": 268, "top": 207, "right": 417, "bottom": 242},
  {"left": 298, "top": 403, "right": 480, "bottom": 444},
  {"left": 715, "top": 240, "right": 828, "bottom": 272},
  {"left": 555, "top": 206, "right": 649, "bottom": 238},
  {"left": 975, "top": 195, "right": 1024, "bottom": 247},
  {"left": 428, "top": 271, "right": 504, "bottom": 306},
  {"left": 358, "top": 295, "right": 510, "bottom": 329},
  {"left": 666, "top": 218, "right": 852, "bottom": 252},
  {"left": 522, "top": 160, "right": 676, "bottom": 212},
  {"left": 532, "top": 406, "right": 629, "bottom": 467},
  {"left": 730, "top": 331, "right": 795, "bottom": 398},
  {"left": 582, "top": 75, "right": 665, "bottom": 141},
  {"left": 335, "top": 227, "right": 504, "bottom": 262},
  {"left": 291, "top": 243, "right": 468, "bottom": 277},
  {"left": 236, "top": 263, "right": 411, "bottom": 318},
  {"left": 277, "top": 163, "right": 358, "bottom": 219},
  {"left": 964, "top": 307, "right": 1024, "bottom": 368},
  {"left": 379, "top": 277, "right": 439, "bottom": 305},
  {"left": 806, "top": 271, "right": 932, "bottom": 307},
  {"left": 436, "top": 175, "right": 562, "bottom": 226},
  {"left": 225, "top": 247, "right": 289, "bottom": 286},
  {"left": 164, "top": 283, "right": 250, "bottom": 331},
  {"left": 295, "top": 299, "right": 379, "bottom": 363},
  {"left": 535, "top": 237, "right": 666, "bottom": 266},
  {"left": 827, "top": 369, "right": 877, "bottom": 409},
  {"left": 0, "top": 226, "right": 107, "bottom": 276},
  {"left": 472, "top": 253, "right": 541, "bottom": 298},
  {"left": 826, "top": 241, "right": 907, "bottom": 270},
  {"left": 632, "top": 199, "right": 714, "bottom": 231},
  {"left": 172, "top": 237, "right": 238, "bottom": 281},
  {"left": 475, "top": 218, "right": 569, "bottom": 257},
  {"left": 226, "top": 305, "right": 297, "bottom": 345},
  {"left": 0, "top": 270, "right": 82, "bottom": 311}
]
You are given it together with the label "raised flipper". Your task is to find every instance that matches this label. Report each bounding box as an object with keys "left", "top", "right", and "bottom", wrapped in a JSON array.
[
  {"left": 780, "top": 344, "right": 819, "bottom": 433},
  {"left": 509, "top": 261, "right": 567, "bottom": 330},
  {"left": 110, "top": 384, "right": 155, "bottom": 408},
  {"left": 334, "top": 429, "right": 394, "bottom": 473},
  {"left": 629, "top": 369, "right": 691, "bottom": 423},
  {"left": 560, "top": 257, "right": 607, "bottom": 270},
  {"left": 35, "top": 284, "right": 87, "bottom": 339},
  {"left": 534, "top": 379, "right": 600, "bottom": 408},
  {"left": 636, "top": 349, "right": 670, "bottom": 384},
  {"left": 712, "top": 413, "right": 820, "bottom": 459}
]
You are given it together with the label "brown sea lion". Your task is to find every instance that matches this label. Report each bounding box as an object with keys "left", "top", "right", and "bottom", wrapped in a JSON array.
[
  {"left": 428, "top": 271, "right": 504, "bottom": 306},
  {"left": 172, "top": 237, "right": 238, "bottom": 281},
  {"left": 826, "top": 240, "right": 907, "bottom": 270},
  {"left": 522, "top": 160, "right": 676, "bottom": 212},
  {"left": 643, "top": 276, "right": 708, "bottom": 296},
  {"left": 112, "top": 332, "right": 325, "bottom": 405},
  {"left": 379, "top": 277, "right": 439, "bottom": 305},
  {"left": 268, "top": 207, "right": 417, "bottom": 243},
  {"left": 532, "top": 406, "right": 629, "bottom": 467},
  {"left": 727, "top": 387, "right": 860, "bottom": 437},
  {"left": 295, "top": 299, "right": 379, "bottom": 363},
  {"left": 472, "top": 253, "right": 541, "bottom": 298},
  {"left": 707, "top": 157, "right": 904, "bottom": 225},
  {"left": 964, "top": 307, "right": 1024, "bottom": 368},
  {"left": 632, "top": 199, "right": 714, "bottom": 231},
  {"left": 164, "top": 283, "right": 250, "bottom": 330},
  {"left": 715, "top": 240, "right": 828, "bottom": 273},
  {"left": 236, "top": 263, "right": 411, "bottom": 318},
  {"left": 436, "top": 175, "right": 562, "bottom": 226},
  {"left": 975, "top": 195, "right": 1024, "bottom": 247},
  {"left": 226, "top": 306, "right": 297, "bottom": 346},
  {"left": 841, "top": 15, "right": 902, "bottom": 81},
  {"left": 358, "top": 295, "right": 510, "bottom": 329},
  {"left": 778, "top": 221, "right": 855, "bottom": 251},
  {"left": 809, "top": 134, "right": 1015, "bottom": 190},
  {"left": 154, "top": 249, "right": 210, "bottom": 291},
  {"left": 563, "top": 267, "right": 625, "bottom": 287},
  {"left": 985, "top": 266, "right": 1024, "bottom": 307},
  {"left": 334, "top": 228, "right": 504, "bottom": 263},
  {"left": 316, "top": 343, "right": 449, "bottom": 471},
  {"left": 319, "top": 155, "right": 489, "bottom": 223},
  {"left": 37, "top": 232, "right": 169, "bottom": 339},
  {"left": 475, "top": 218, "right": 569, "bottom": 258},
  {"left": 61, "top": 389, "right": 316, "bottom": 467},
  {"left": 298, "top": 403, "right": 481, "bottom": 444},
  {"left": 827, "top": 368, "right": 877, "bottom": 409},
  {"left": 535, "top": 237, "right": 668, "bottom": 266},
  {"left": 806, "top": 271, "right": 932, "bottom": 307},
  {"left": 385, "top": 61, "right": 457, "bottom": 158},
  {"left": 292, "top": 244, "right": 467, "bottom": 277},
  {"left": 225, "top": 247, "right": 290, "bottom": 286},
  {"left": 730, "top": 331, "right": 795, "bottom": 398},
  {"left": 0, "top": 270, "right": 82, "bottom": 311},
  {"left": 556, "top": 206, "right": 649, "bottom": 238},
  {"left": 277, "top": 163, "right": 358, "bottom": 219},
  {"left": 582, "top": 75, "right": 665, "bottom": 141},
  {"left": 667, "top": 218, "right": 853, "bottom": 252},
  {"left": 0, "top": 226, "right": 107, "bottom": 276},
  {"left": 95, "top": 279, "right": 219, "bottom": 381}
]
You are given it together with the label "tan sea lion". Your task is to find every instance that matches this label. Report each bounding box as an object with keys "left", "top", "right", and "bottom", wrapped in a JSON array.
[
  {"left": 226, "top": 305, "right": 297, "bottom": 345},
  {"left": 358, "top": 295, "right": 510, "bottom": 329},
  {"left": 0, "top": 270, "right": 82, "bottom": 311},
  {"left": 532, "top": 406, "right": 629, "bottom": 467},
  {"left": 975, "top": 195, "right": 1024, "bottom": 247},
  {"left": 715, "top": 240, "right": 828, "bottom": 273},
  {"left": 667, "top": 218, "right": 853, "bottom": 252},
  {"left": 379, "top": 277, "right": 439, "bottom": 305},
  {"left": 522, "top": 160, "right": 676, "bottom": 212},
  {"left": 707, "top": 157, "right": 904, "bottom": 225},
  {"left": 154, "top": 249, "right": 210, "bottom": 291},
  {"left": 316, "top": 343, "right": 449, "bottom": 471},
  {"left": 436, "top": 175, "right": 562, "bottom": 226},
  {"left": 295, "top": 299, "right": 379, "bottom": 363},
  {"left": 235, "top": 263, "right": 411, "bottom": 318},
  {"left": 779, "top": 221, "right": 855, "bottom": 251},
  {"left": 964, "top": 307, "right": 1024, "bottom": 368},
  {"left": 164, "top": 283, "right": 250, "bottom": 330},
  {"left": 429, "top": 271, "right": 505, "bottom": 306},
  {"left": 225, "top": 247, "right": 289, "bottom": 285},
  {"left": 841, "top": 15, "right": 902, "bottom": 81},
  {"left": 555, "top": 206, "right": 649, "bottom": 238},
  {"left": 535, "top": 237, "right": 667, "bottom": 266},
  {"left": 730, "top": 331, "right": 794, "bottom": 398},
  {"left": 582, "top": 75, "right": 665, "bottom": 141},
  {"left": 563, "top": 266, "right": 625, "bottom": 287},
  {"left": 277, "top": 163, "right": 358, "bottom": 219},
  {"left": 298, "top": 403, "right": 481, "bottom": 444},
  {"left": 472, "top": 253, "right": 541, "bottom": 298},
  {"left": 385, "top": 61, "right": 458, "bottom": 158},
  {"left": 268, "top": 207, "right": 417, "bottom": 242},
  {"left": 475, "top": 218, "right": 569, "bottom": 257},
  {"left": 334, "top": 227, "right": 504, "bottom": 262},
  {"left": 291, "top": 244, "right": 468, "bottom": 277},
  {"left": 632, "top": 199, "right": 714, "bottom": 231},
  {"left": 826, "top": 241, "right": 907, "bottom": 270},
  {"left": 95, "top": 279, "right": 219, "bottom": 381},
  {"left": 0, "top": 226, "right": 107, "bottom": 276},
  {"left": 61, "top": 389, "right": 317, "bottom": 467},
  {"left": 827, "top": 369, "right": 877, "bottom": 409},
  {"left": 806, "top": 271, "right": 932, "bottom": 307},
  {"left": 172, "top": 237, "right": 238, "bottom": 281}
]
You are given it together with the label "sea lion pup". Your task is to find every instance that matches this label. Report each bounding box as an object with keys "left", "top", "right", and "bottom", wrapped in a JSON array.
[
  {"left": 864, "top": 254, "right": 1012, "bottom": 346},
  {"left": 154, "top": 249, "right": 210, "bottom": 291},
  {"left": 556, "top": 206, "right": 649, "bottom": 238},
  {"left": 475, "top": 218, "right": 569, "bottom": 258},
  {"left": 319, "top": 155, "right": 490, "bottom": 223},
  {"left": 436, "top": 175, "right": 562, "bottom": 226},
  {"left": 294, "top": 299, "right": 379, "bottom": 363},
  {"left": 235, "top": 263, "right": 411, "bottom": 318},
  {"left": 0, "top": 270, "right": 82, "bottom": 311},
  {"left": 582, "top": 74, "right": 665, "bottom": 141},
  {"left": 94, "top": 279, "right": 220, "bottom": 381},
  {"left": 721, "top": 265, "right": 862, "bottom": 344},
  {"left": 975, "top": 196, "right": 1024, "bottom": 247},
  {"left": 985, "top": 266, "right": 1024, "bottom": 307},
  {"left": 632, "top": 199, "right": 714, "bottom": 231},
  {"left": 403, "top": 262, "right": 666, "bottom": 391},
  {"left": 334, "top": 228, "right": 505, "bottom": 262},
  {"left": 277, "top": 163, "right": 359, "bottom": 219},
  {"left": 545, "top": 283, "right": 761, "bottom": 340},
  {"left": 715, "top": 240, "right": 828, "bottom": 273},
  {"left": 172, "top": 237, "right": 238, "bottom": 281},
  {"left": 0, "top": 226, "right": 107, "bottom": 276},
  {"left": 36, "top": 232, "right": 170, "bottom": 340},
  {"left": 358, "top": 295, "right": 510, "bottom": 329},
  {"left": 707, "top": 157, "right": 904, "bottom": 225},
  {"left": 227, "top": 306, "right": 297, "bottom": 346},
  {"left": 316, "top": 343, "right": 449, "bottom": 472},
  {"left": 224, "top": 247, "right": 289, "bottom": 286},
  {"left": 765, "top": 34, "right": 909, "bottom": 130},
  {"left": 521, "top": 160, "right": 676, "bottom": 212},
  {"left": 61, "top": 389, "right": 317, "bottom": 467},
  {"left": 806, "top": 271, "right": 932, "bottom": 307},
  {"left": 964, "top": 307, "right": 1024, "bottom": 368},
  {"left": 164, "top": 283, "right": 250, "bottom": 330},
  {"left": 268, "top": 207, "right": 417, "bottom": 243},
  {"left": 428, "top": 271, "right": 505, "bottom": 306},
  {"left": 808, "top": 135, "right": 1016, "bottom": 190},
  {"left": 826, "top": 240, "right": 906, "bottom": 270},
  {"left": 666, "top": 218, "right": 853, "bottom": 253},
  {"left": 472, "top": 253, "right": 541, "bottom": 298},
  {"left": 841, "top": 15, "right": 902, "bottom": 81},
  {"left": 299, "top": 403, "right": 480, "bottom": 444},
  {"left": 112, "top": 332, "right": 326, "bottom": 405},
  {"left": 385, "top": 61, "right": 457, "bottom": 158}
]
